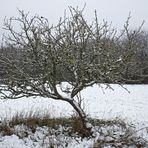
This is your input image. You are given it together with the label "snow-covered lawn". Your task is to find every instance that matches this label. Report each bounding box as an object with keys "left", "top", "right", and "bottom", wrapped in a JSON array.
[
  {"left": 0, "top": 84, "right": 148, "bottom": 147},
  {"left": 1, "top": 84, "right": 148, "bottom": 125}
]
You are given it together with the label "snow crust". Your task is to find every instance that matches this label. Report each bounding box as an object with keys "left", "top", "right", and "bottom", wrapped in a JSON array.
[{"left": 0, "top": 126, "right": 94, "bottom": 148}]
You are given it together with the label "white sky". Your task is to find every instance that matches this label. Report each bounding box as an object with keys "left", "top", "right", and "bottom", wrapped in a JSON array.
[{"left": 0, "top": 0, "right": 148, "bottom": 40}]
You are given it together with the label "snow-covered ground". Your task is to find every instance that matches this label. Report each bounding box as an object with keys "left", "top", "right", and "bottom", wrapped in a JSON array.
[
  {"left": 0, "top": 84, "right": 148, "bottom": 147},
  {"left": 0, "top": 84, "right": 148, "bottom": 125}
]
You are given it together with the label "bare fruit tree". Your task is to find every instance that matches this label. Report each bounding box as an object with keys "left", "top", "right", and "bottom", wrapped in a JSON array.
[{"left": 0, "top": 7, "right": 143, "bottom": 135}]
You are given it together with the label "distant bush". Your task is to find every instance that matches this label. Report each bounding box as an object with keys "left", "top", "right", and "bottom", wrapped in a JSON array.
[{"left": 1, "top": 31, "right": 148, "bottom": 84}]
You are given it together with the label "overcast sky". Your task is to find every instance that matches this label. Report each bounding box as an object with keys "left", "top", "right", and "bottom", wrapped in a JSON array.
[{"left": 0, "top": 0, "right": 148, "bottom": 40}]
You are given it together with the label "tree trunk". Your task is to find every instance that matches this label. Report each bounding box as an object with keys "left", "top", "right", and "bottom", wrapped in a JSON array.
[{"left": 66, "top": 99, "right": 93, "bottom": 135}]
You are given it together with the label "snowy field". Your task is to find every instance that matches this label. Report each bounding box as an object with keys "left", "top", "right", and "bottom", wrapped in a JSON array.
[
  {"left": 0, "top": 84, "right": 148, "bottom": 125},
  {"left": 0, "top": 84, "right": 148, "bottom": 147}
]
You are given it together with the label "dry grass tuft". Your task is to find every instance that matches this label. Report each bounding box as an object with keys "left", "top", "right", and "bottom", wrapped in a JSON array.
[
  {"left": 0, "top": 110, "right": 147, "bottom": 147},
  {"left": 0, "top": 110, "right": 87, "bottom": 137}
]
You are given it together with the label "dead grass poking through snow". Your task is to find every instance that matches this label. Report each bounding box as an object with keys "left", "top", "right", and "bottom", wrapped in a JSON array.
[
  {"left": 0, "top": 110, "right": 148, "bottom": 147},
  {"left": 0, "top": 110, "right": 88, "bottom": 137}
]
